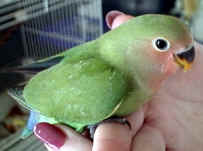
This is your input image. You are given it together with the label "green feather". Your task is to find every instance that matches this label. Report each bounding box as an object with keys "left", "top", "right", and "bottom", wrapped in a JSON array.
[{"left": 23, "top": 57, "right": 127, "bottom": 131}]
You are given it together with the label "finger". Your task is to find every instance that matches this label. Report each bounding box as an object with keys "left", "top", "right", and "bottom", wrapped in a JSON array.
[
  {"left": 105, "top": 10, "right": 133, "bottom": 29},
  {"left": 105, "top": 10, "right": 125, "bottom": 29},
  {"left": 111, "top": 14, "right": 133, "bottom": 29},
  {"left": 92, "top": 123, "right": 132, "bottom": 151},
  {"left": 58, "top": 125, "right": 92, "bottom": 151},
  {"left": 34, "top": 122, "right": 92, "bottom": 151},
  {"left": 132, "top": 125, "right": 166, "bottom": 151},
  {"left": 126, "top": 105, "right": 147, "bottom": 136},
  {"left": 92, "top": 105, "right": 146, "bottom": 151}
]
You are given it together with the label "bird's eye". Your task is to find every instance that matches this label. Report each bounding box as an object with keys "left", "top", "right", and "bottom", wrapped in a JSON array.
[{"left": 152, "top": 37, "right": 170, "bottom": 52}]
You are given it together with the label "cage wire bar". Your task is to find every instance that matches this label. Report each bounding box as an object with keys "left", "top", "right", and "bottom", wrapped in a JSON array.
[
  {"left": 0, "top": 1, "right": 102, "bottom": 149},
  {"left": 18, "top": 0, "right": 103, "bottom": 58}
]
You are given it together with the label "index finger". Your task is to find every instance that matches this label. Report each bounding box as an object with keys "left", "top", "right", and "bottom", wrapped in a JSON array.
[
  {"left": 92, "top": 123, "right": 132, "bottom": 151},
  {"left": 92, "top": 106, "right": 145, "bottom": 151}
]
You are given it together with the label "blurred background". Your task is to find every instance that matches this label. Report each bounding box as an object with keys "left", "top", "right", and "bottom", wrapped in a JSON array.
[{"left": 0, "top": 0, "right": 202, "bottom": 150}]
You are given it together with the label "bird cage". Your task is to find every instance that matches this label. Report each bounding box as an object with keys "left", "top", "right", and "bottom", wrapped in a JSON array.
[
  {"left": 0, "top": 0, "right": 103, "bottom": 58},
  {"left": 0, "top": 1, "right": 103, "bottom": 150}
]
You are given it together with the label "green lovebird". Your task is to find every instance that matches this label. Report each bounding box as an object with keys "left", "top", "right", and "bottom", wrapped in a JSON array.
[{"left": 6, "top": 13, "right": 195, "bottom": 137}]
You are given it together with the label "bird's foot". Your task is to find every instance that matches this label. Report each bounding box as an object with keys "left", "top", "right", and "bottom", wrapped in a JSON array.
[{"left": 87, "top": 116, "right": 131, "bottom": 139}]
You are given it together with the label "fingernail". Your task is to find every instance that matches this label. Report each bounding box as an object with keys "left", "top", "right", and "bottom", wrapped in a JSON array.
[{"left": 34, "top": 122, "right": 67, "bottom": 149}]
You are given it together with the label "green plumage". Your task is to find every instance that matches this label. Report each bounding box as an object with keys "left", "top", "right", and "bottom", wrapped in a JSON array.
[
  {"left": 8, "top": 14, "right": 192, "bottom": 132},
  {"left": 24, "top": 57, "right": 127, "bottom": 131}
]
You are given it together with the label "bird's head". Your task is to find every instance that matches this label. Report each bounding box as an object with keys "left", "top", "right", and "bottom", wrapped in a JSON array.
[{"left": 124, "top": 14, "right": 195, "bottom": 91}]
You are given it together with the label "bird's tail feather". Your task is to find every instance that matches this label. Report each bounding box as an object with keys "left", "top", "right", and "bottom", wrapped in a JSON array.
[
  {"left": 0, "top": 56, "right": 64, "bottom": 93},
  {"left": 0, "top": 58, "right": 35, "bottom": 93},
  {"left": 0, "top": 72, "right": 27, "bottom": 92}
]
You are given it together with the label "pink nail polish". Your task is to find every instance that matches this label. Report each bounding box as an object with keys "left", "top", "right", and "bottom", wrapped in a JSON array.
[{"left": 34, "top": 122, "right": 67, "bottom": 149}]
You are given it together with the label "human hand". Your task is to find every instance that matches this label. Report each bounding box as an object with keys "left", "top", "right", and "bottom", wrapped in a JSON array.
[{"left": 34, "top": 11, "right": 203, "bottom": 151}]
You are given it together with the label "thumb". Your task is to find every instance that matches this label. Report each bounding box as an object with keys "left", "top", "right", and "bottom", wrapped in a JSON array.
[
  {"left": 105, "top": 10, "right": 133, "bottom": 30},
  {"left": 34, "top": 122, "right": 92, "bottom": 151}
]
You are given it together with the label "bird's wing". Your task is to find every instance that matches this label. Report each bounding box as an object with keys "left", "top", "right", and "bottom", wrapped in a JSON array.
[
  {"left": 9, "top": 40, "right": 96, "bottom": 75},
  {"left": 23, "top": 57, "right": 127, "bottom": 126},
  {"left": 4, "top": 41, "right": 94, "bottom": 94}
]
